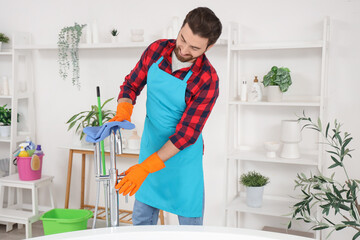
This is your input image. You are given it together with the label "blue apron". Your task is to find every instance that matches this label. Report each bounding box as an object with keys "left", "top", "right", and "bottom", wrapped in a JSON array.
[{"left": 135, "top": 56, "right": 204, "bottom": 218}]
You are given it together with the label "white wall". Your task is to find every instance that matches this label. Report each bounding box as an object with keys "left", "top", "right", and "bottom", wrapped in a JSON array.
[{"left": 1, "top": 0, "right": 360, "bottom": 239}]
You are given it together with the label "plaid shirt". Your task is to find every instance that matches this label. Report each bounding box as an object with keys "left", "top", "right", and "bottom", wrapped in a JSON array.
[{"left": 118, "top": 39, "right": 219, "bottom": 150}]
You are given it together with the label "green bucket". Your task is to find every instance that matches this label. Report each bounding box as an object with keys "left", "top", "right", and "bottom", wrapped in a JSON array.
[{"left": 40, "top": 208, "right": 93, "bottom": 235}]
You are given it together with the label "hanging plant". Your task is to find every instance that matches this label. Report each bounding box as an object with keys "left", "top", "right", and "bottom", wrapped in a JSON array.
[{"left": 58, "top": 22, "right": 86, "bottom": 88}]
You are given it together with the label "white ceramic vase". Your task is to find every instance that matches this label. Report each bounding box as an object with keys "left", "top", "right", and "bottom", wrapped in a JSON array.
[
  {"left": 266, "top": 86, "right": 282, "bottom": 102},
  {"left": 280, "top": 120, "right": 302, "bottom": 159},
  {"left": 246, "top": 186, "right": 264, "bottom": 208},
  {"left": 0, "top": 125, "right": 10, "bottom": 137}
]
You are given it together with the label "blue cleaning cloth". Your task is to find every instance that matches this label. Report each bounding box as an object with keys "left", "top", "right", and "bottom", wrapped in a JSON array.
[{"left": 83, "top": 121, "right": 135, "bottom": 143}]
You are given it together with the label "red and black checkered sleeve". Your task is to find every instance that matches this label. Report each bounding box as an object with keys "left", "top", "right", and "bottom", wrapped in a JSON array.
[{"left": 169, "top": 71, "right": 219, "bottom": 150}]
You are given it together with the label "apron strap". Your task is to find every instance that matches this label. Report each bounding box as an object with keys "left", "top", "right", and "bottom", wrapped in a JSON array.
[
  {"left": 156, "top": 56, "right": 164, "bottom": 65},
  {"left": 183, "top": 70, "right": 193, "bottom": 83}
]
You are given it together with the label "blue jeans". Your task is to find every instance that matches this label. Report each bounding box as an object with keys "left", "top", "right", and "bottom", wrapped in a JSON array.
[{"left": 132, "top": 198, "right": 204, "bottom": 225}]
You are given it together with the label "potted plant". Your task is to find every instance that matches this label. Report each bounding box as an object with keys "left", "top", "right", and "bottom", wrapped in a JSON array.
[
  {"left": 58, "top": 22, "right": 86, "bottom": 89},
  {"left": 110, "top": 29, "right": 119, "bottom": 43},
  {"left": 0, "top": 104, "right": 18, "bottom": 137},
  {"left": 66, "top": 98, "right": 116, "bottom": 143},
  {"left": 263, "top": 66, "right": 292, "bottom": 102},
  {"left": 288, "top": 113, "right": 360, "bottom": 240},
  {"left": 240, "top": 170, "right": 270, "bottom": 208},
  {"left": 0, "top": 33, "right": 10, "bottom": 51}
]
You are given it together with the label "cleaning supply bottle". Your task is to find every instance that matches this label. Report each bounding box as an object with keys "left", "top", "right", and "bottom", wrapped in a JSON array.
[
  {"left": 13, "top": 146, "right": 21, "bottom": 157},
  {"left": 34, "top": 145, "right": 43, "bottom": 156},
  {"left": 19, "top": 144, "right": 29, "bottom": 157},
  {"left": 248, "top": 76, "right": 262, "bottom": 102},
  {"left": 25, "top": 137, "right": 36, "bottom": 150},
  {"left": 240, "top": 80, "right": 248, "bottom": 101}
]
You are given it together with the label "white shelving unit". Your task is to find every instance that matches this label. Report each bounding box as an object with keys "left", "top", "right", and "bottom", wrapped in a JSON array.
[
  {"left": 0, "top": 32, "right": 36, "bottom": 175},
  {"left": 0, "top": 32, "right": 37, "bottom": 233},
  {"left": 224, "top": 18, "right": 330, "bottom": 240}
]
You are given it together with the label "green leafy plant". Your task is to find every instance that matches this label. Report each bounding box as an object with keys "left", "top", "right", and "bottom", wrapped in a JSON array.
[
  {"left": 240, "top": 171, "right": 270, "bottom": 187},
  {"left": 58, "top": 22, "right": 86, "bottom": 88},
  {"left": 0, "top": 104, "right": 19, "bottom": 126},
  {"left": 263, "top": 66, "right": 292, "bottom": 92},
  {"left": 288, "top": 112, "right": 360, "bottom": 240},
  {"left": 66, "top": 98, "right": 116, "bottom": 140},
  {"left": 111, "top": 29, "right": 119, "bottom": 36},
  {"left": 0, "top": 33, "right": 10, "bottom": 43}
]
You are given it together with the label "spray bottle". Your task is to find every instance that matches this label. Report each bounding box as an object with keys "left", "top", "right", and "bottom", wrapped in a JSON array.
[{"left": 18, "top": 143, "right": 29, "bottom": 157}]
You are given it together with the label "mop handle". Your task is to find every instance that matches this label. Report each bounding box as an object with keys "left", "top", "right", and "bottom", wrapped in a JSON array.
[{"left": 97, "top": 86, "right": 106, "bottom": 175}]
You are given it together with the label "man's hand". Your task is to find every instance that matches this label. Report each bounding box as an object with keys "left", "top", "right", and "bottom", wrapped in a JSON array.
[
  {"left": 109, "top": 101, "right": 133, "bottom": 122},
  {"left": 115, "top": 152, "right": 165, "bottom": 196}
]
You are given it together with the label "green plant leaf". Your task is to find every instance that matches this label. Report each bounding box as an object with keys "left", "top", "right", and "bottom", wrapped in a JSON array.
[
  {"left": 101, "top": 97, "right": 114, "bottom": 109},
  {"left": 313, "top": 225, "right": 329, "bottom": 230},
  {"left": 318, "top": 118, "right": 322, "bottom": 132},
  {"left": 353, "top": 231, "right": 360, "bottom": 240},
  {"left": 334, "top": 224, "right": 346, "bottom": 231},
  {"left": 324, "top": 217, "right": 335, "bottom": 225},
  {"left": 67, "top": 121, "right": 77, "bottom": 131},
  {"left": 325, "top": 123, "right": 330, "bottom": 138},
  {"left": 66, "top": 111, "right": 86, "bottom": 123}
]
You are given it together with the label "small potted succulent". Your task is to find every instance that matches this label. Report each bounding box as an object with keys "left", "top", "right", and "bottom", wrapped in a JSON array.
[
  {"left": 0, "top": 33, "right": 10, "bottom": 51},
  {"left": 240, "top": 170, "right": 270, "bottom": 208},
  {"left": 110, "top": 29, "right": 119, "bottom": 43},
  {"left": 66, "top": 98, "right": 116, "bottom": 144},
  {"left": 263, "top": 66, "right": 292, "bottom": 102}
]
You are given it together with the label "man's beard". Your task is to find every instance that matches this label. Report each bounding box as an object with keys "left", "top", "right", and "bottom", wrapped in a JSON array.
[{"left": 174, "top": 46, "right": 196, "bottom": 62}]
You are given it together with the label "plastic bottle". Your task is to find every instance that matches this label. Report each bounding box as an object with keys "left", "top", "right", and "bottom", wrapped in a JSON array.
[
  {"left": 240, "top": 80, "right": 248, "bottom": 101},
  {"left": 34, "top": 145, "right": 43, "bottom": 156},
  {"left": 248, "top": 76, "right": 263, "bottom": 102},
  {"left": 25, "top": 137, "right": 36, "bottom": 150},
  {"left": 13, "top": 146, "right": 21, "bottom": 157},
  {"left": 18, "top": 144, "right": 29, "bottom": 157}
]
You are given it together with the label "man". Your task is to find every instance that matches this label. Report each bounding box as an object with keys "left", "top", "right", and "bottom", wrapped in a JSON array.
[{"left": 109, "top": 7, "right": 222, "bottom": 225}]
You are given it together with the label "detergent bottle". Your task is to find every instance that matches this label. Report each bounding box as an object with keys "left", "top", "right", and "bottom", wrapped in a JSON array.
[
  {"left": 34, "top": 145, "right": 43, "bottom": 156},
  {"left": 18, "top": 144, "right": 29, "bottom": 157}
]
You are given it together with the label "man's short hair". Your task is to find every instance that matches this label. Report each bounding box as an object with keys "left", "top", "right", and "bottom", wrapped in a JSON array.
[{"left": 182, "top": 7, "right": 222, "bottom": 47}]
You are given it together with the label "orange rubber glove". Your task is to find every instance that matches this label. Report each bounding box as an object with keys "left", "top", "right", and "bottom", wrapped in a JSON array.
[
  {"left": 108, "top": 102, "right": 134, "bottom": 122},
  {"left": 115, "top": 152, "right": 165, "bottom": 196}
]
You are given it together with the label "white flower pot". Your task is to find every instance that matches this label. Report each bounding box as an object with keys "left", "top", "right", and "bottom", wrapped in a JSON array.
[
  {"left": 246, "top": 186, "right": 264, "bottom": 208},
  {"left": 280, "top": 120, "right": 302, "bottom": 159},
  {"left": 0, "top": 42, "right": 2, "bottom": 51},
  {"left": 111, "top": 36, "right": 118, "bottom": 43},
  {"left": 0, "top": 125, "right": 11, "bottom": 137},
  {"left": 266, "top": 86, "right": 283, "bottom": 102}
]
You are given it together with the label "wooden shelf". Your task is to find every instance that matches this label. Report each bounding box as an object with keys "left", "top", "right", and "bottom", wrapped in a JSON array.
[
  {"left": 226, "top": 195, "right": 294, "bottom": 218},
  {"left": 228, "top": 149, "right": 319, "bottom": 166},
  {"left": 230, "top": 40, "right": 323, "bottom": 51}
]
